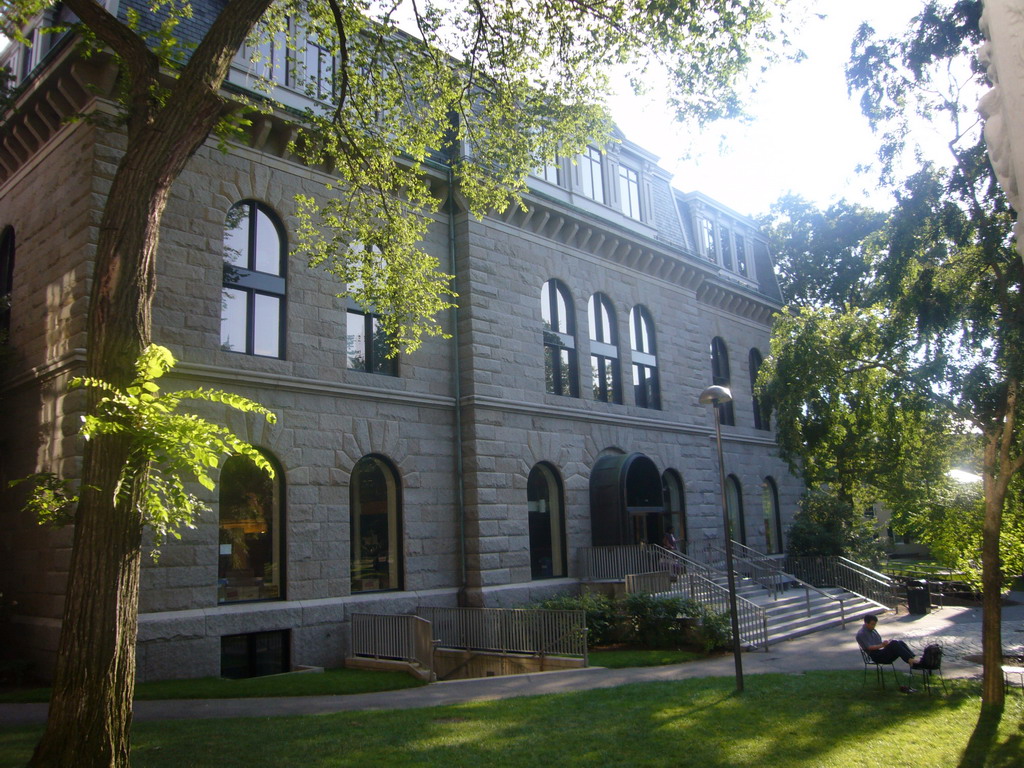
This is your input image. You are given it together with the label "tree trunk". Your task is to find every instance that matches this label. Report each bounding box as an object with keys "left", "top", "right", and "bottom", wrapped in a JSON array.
[
  {"left": 980, "top": 432, "right": 1007, "bottom": 709},
  {"left": 27, "top": 49, "right": 251, "bottom": 768}
]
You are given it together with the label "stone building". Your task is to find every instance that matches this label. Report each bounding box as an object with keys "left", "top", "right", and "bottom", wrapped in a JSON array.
[{"left": 0, "top": 6, "right": 800, "bottom": 680}]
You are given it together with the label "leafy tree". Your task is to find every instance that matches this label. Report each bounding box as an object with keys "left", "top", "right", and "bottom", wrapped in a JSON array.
[
  {"left": 785, "top": 489, "right": 883, "bottom": 564},
  {"left": 761, "top": 194, "right": 887, "bottom": 309},
  {"left": 0, "top": 0, "right": 792, "bottom": 764},
  {"left": 761, "top": 0, "right": 1021, "bottom": 708}
]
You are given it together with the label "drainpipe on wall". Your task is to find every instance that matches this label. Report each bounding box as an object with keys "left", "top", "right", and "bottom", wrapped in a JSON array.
[{"left": 442, "top": 160, "right": 468, "bottom": 605}]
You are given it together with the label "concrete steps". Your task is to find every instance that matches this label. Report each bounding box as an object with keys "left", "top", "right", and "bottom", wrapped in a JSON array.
[{"left": 702, "top": 574, "right": 887, "bottom": 648}]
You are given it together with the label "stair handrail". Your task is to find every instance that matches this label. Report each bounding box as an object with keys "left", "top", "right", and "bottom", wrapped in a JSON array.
[
  {"left": 784, "top": 555, "right": 899, "bottom": 610},
  {"left": 836, "top": 556, "right": 893, "bottom": 584},
  {"left": 700, "top": 541, "right": 786, "bottom": 598}
]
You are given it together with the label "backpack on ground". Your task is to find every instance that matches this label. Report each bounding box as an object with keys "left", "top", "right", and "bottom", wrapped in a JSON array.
[{"left": 918, "top": 643, "right": 942, "bottom": 670}]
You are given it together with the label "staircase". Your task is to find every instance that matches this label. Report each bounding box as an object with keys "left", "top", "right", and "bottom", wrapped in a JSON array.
[
  {"left": 692, "top": 542, "right": 896, "bottom": 647},
  {"left": 578, "top": 543, "right": 898, "bottom": 650}
]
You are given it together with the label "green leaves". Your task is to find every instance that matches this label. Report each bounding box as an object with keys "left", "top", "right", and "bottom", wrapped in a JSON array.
[{"left": 17, "top": 345, "right": 276, "bottom": 552}]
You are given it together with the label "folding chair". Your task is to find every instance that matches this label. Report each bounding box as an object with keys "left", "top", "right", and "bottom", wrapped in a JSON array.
[
  {"left": 909, "top": 646, "right": 948, "bottom": 695},
  {"left": 861, "top": 648, "right": 900, "bottom": 690}
]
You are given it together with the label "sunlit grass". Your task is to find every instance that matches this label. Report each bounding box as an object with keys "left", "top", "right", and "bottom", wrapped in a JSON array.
[
  {"left": 2, "top": 672, "right": 1022, "bottom": 767},
  {"left": 0, "top": 667, "right": 424, "bottom": 704},
  {"left": 589, "top": 648, "right": 705, "bottom": 668}
]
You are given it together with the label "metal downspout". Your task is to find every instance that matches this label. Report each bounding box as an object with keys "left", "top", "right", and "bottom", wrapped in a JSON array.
[{"left": 446, "top": 164, "right": 469, "bottom": 604}]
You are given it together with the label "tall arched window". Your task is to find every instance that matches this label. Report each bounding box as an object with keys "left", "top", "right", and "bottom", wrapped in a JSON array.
[
  {"left": 762, "top": 477, "right": 783, "bottom": 554},
  {"left": 588, "top": 293, "right": 620, "bottom": 403},
  {"left": 725, "top": 474, "right": 746, "bottom": 545},
  {"left": 218, "top": 451, "right": 284, "bottom": 604},
  {"left": 528, "top": 463, "right": 566, "bottom": 579},
  {"left": 0, "top": 226, "right": 13, "bottom": 337},
  {"left": 350, "top": 455, "right": 402, "bottom": 592},
  {"left": 222, "top": 200, "right": 286, "bottom": 358},
  {"left": 711, "top": 337, "right": 735, "bottom": 425},
  {"left": 749, "top": 348, "right": 769, "bottom": 430},
  {"left": 662, "top": 470, "right": 686, "bottom": 550},
  {"left": 630, "top": 306, "right": 659, "bottom": 409},
  {"left": 541, "top": 279, "right": 578, "bottom": 397}
]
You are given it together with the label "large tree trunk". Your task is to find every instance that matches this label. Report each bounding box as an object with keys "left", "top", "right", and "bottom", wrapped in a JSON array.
[{"left": 27, "top": 3, "right": 271, "bottom": 758}]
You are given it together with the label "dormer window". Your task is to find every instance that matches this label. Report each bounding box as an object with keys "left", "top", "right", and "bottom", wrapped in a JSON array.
[
  {"left": 736, "top": 237, "right": 749, "bottom": 277},
  {"left": 618, "top": 166, "right": 641, "bottom": 219},
  {"left": 579, "top": 147, "right": 605, "bottom": 202},
  {"left": 700, "top": 219, "right": 717, "bottom": 263},
  {"left": 720, "top": 227, "right": 734, "bottom": 270}
]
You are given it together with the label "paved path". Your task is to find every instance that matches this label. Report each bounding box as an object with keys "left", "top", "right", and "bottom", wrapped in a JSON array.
[{"left": 3, "top": 594, "right": 1022, "bottom": 728}]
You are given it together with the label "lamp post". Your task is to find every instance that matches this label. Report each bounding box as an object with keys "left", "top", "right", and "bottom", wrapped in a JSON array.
[{"left": 699, "top": 384, "right": 744, "bottom": 693}]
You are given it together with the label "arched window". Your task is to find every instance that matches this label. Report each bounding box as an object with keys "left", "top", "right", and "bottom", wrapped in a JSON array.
[
  {"left": 725, "top": 474, "right": 746, "bottom": 545},
  {"left": 630, "top": 306, "right": 659, "bottom": 409},
  {"left": 588, "top": 293, "right": 620, "bottom": 403},
  {"left": 218, "top": 451, "right": 284, "bottom": 604},
  {"left": 528, "top": 463, "right": 567, "bottom": 579},
  {"left": 762, "top": 477, "right": 783, "bottom": 554},
  {"left": 710, "top": 337, "right": 734, "bottom": 425},
  {"left": 749, "top": 348, "right": 769, "bottom": 430},
  {"left": 221, "top": 200, "right": 286, "bottom": 358},
  {"left": 0, "top": 226, "right": 13, "bottom": 337},
  {"left": 662, "top": 470, "right": 686, "bottom": 551},
  {"left": 541, "top": 279, "right": 578, "bottom": 397},
  {"left": 350, "top": 455, "right": 402, "bottom": 592}
]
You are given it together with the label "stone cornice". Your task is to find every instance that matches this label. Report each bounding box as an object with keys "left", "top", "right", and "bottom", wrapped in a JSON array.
[{"left": 498, "top": 192, "right": 781, "bottom": 323}]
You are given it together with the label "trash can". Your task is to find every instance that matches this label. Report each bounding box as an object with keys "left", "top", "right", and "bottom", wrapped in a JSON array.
[{"left": 907, "top": 579, "right": 931, "bottom": 615}]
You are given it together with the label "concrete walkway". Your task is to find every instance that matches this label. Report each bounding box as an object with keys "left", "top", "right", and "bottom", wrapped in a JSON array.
[{"left": 3, "top": 594, "right": 1022, "bottom": 728}]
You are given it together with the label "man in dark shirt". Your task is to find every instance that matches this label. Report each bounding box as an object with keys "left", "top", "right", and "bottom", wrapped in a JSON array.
[{"left": 856, "top": 614, "right": 918, "bottom": 665}]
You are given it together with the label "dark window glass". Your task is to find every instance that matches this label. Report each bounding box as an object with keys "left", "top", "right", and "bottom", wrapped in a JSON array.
[
  {"left": 221, "top": 201, "right": 286, "bottom": 358},
  {"left": 528, "top": 463, "right": 566, "bottom": 579},
  {"left": 221, "top": 630, "right": 289, "bottom": 679},
  {"left": 218, "top": 452, "right": 284, "bottom": 604},
  {"left": 541, "top": 280, "right": 578, "bottom": 397},
  {"left": 346, "top": 309, "right": 397, "bottom": 375},
  {"left": 0, "top": 227, "right": 13, "bottom": 338},
  {"left": 720, "top": 228, "right": 733, "bottom": 270},
  {"left": 351, "top": 456, "right": 402, "bottom": 592},
  {"left": 662, "top": 470, "right": 686, "bottom": 551},
  {"left": 749, "top": 348, "right": 769, "bottom": 430},
  {"left": 762, "top": 477, "right": 782, "bottom": 554},
  {"left": 630, "top": 306, "right": 659, "bottom": 409},
  {"left": 726, "top": 474, "right": 746, "bottom": 545},
  {"left": 588, "top": 293, "right": 620, "bottom": 403},
  {"left": 711, "top": 337, "right": 735, "bottom": 425}
]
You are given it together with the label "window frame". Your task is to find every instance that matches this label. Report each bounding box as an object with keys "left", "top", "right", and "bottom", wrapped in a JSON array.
[
  {"left": 588, "top": 293, "right": 621, "bottom": 404},
  {"left": 0, "top": 226, "right": 14, "bottom": 337},
  {"left": 217, "top": 450, "right": 285, "bottom": 605},
  {"left": 221, "top": 200, "right": 287, "bottom": 359},
  {"left": 346, "top": 307, "right": 398, "bottom": 376},
  {"left": 618, "top": 165, "right": 641, "bottom": 219},
  {"left": 630, "top": 305, "right": 660, "bottom": 409},
  {"left": 710, "top": 336, "right": 735, "bottom": 426},
  {"left": 350, "top": 455, "right": 404, "bottom": 593},
  {"left": 749, "top": 348, "right": 769, "bottom": 430},
  {"left": 542, "top": 279, "right": 579, "bottom": 398},
  {"left": 527, "top": 462, "right": 567, "bottom": 580},
  {"left": 579, "top": 146, "right": 605, "bottom": 203}
]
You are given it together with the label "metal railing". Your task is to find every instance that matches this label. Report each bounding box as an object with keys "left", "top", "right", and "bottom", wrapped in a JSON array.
[
  {"left": 617, "top": 545, "right": 770, "bottom": 649},
  {"left": 351, "top": 612, "right": 435, "bottom": 674},
  {"left": 785, "top": 555, "right": 899, "bottom": 609},
  {"left": 418, "top": 606, "right": 587, "bottom": 661},
  {"left": 700, "top": 540, "right": 787, "bottom": 597},
  {"left": 578, "top": 544, "right": 716, "bottom": 582}
]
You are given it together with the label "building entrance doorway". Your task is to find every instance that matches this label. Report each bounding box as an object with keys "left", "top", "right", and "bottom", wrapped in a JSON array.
[{"left": 590, "top": 452, "right": 666, "bottom": 546}]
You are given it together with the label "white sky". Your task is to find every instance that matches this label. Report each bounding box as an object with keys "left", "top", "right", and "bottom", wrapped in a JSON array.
[{"left": 609, "top": 0, "right": 934, "bottom": 219}]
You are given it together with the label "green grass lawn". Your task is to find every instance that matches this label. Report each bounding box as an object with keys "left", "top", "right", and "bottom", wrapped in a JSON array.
[
  {"left": 0, "top": 667, "right": 425, "bottom": 704},
  {"left": 2, "top": 673, "right": 1022, "bottom": 767}
]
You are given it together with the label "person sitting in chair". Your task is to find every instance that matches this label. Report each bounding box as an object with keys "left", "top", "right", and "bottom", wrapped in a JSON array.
[{"left": 856, "top": 614, "right": 918, "bottom": 666}]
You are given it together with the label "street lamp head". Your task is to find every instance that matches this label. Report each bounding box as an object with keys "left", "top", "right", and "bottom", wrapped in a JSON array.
[{"left": 699, "top": 385, "right": 733, "bottom": 406}]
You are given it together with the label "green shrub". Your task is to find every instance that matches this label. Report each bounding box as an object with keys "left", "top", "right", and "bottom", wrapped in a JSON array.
[{"left": 535, "top": 592, "right": 617, "bottom": 647}]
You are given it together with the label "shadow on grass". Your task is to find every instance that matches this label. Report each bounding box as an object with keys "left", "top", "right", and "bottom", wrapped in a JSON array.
[{"left": 958, "top": 701, "right": 1024, "bottom": 768}]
